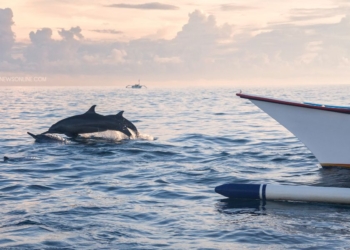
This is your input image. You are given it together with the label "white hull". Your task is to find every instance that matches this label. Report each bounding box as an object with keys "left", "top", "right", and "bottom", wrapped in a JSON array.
[{"left": 238, "top": 93, "right": 350, "bottom": 168}]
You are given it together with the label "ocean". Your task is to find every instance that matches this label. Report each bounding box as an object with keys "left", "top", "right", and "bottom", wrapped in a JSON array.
[{"left": 1, "top": 85, "right": 350, "bottom": 249}]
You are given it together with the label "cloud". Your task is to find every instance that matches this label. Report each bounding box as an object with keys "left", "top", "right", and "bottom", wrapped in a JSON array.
[
  {"left": 172, "top": 10, "right": 232, "bottom": 65},
  {"left": 175, "top": 10, "right": 232, "bottom": 42},
  {"left": 220, "top": 4, "right": 256, "bottom": 11},
  {"left": 0, "top": 8, "right": 15, "bottom": 60},
  {"left": 111, "top": 49, "right": 127, "bottom": 63},
  {"left": 29, "top": 28, "right": 53, "bottom": 45},
  {"left": 227, "top": 13, "right": 350, "bottom": 78},
  {"left": 90, "top": 29, "right": 122, "bottom": 34},
  {"left": 58, "top": 26, "right": 84, "bottom": 40},
  {"left": 24, "top": 27, "right": 84, "bottom": 71},
  {"left": 106, "top": 2, "right": 179, "bottom": 10},
  {"left": 288, "top": 7, "right": 346, "bottom": 21},
  {"left": 154, "top": 55, "right": 182, "bottom": 64},
  {"left": 174, "top": 10, "right": 232, "bottom": 47},
  {"left": 5, "top": 7, "right": 350, "bottom": 83},
  {"left": 18, "top": 10, "right": 233, "bottom": 77}
]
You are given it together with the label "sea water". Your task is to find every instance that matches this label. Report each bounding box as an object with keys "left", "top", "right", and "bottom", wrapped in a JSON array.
[{"left": 1, "top": 85, "right": 350, "bottom": 249}]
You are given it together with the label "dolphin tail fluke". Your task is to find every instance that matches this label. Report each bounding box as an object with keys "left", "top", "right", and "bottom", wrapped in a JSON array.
[{"left": 27, "top": 132, "right": 38, "bottom": 139}]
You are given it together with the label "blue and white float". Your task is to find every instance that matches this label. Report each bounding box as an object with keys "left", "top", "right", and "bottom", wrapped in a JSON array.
[{"left": 215, "top": 184, "right": 350, "bottom": 204}]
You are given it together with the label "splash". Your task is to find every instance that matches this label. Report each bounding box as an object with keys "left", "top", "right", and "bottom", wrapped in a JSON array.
[
  {"left": 79, "top": 130, "right": 155, "bottom": 142},
  {"left": 137, "top": 133, "right": 155, "bottom": 141}
]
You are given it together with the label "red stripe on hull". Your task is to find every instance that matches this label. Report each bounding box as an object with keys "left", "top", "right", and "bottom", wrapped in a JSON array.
[{"left": 236, "top": 93, "right": 350, "bottom": 114}]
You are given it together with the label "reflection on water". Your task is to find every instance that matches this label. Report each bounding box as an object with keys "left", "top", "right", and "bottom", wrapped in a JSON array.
[{"left": 317, "top": 167, "right": 350, "bottom": 188}]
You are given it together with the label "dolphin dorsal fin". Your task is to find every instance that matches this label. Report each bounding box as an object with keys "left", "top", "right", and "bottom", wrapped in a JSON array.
[
  {"left": 86, "top": 105, "right": 97, "bottom": 114},
  {"left": 116, "top": 111, "right": 124, "bottom": 118}
]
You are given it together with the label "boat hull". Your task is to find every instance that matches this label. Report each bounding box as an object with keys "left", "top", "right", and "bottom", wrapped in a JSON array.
[{"left": 238, "top": 93, "right": 350, "bottom": 168}]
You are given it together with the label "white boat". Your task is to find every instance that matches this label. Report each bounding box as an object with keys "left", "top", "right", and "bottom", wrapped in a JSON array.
[{"left": 237, "top": 92, "right": 350, "bottom": 168}]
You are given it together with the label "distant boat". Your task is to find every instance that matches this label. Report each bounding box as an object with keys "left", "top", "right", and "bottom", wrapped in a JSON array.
[
  {"left": 126, "top": 80, "right": 147, "bottom": 89},
  {"left": 237, "top": 92, "right": 350, "bottom": 168}
]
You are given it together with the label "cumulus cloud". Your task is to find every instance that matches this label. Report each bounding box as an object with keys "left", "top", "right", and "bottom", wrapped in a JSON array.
[
  {"left": 5, "top": 7, "right": 350, "bottom": 82},
  {"left": 29, "top": 28, "right": 53, "bottom": 45},
  {"left": 58, "top": 26, "right": 84, "bottom": 40},
  {"left": 175, "top": 10, "right": 232, "bottom": 42},
  {"left": 24, "top": 26, "right": 85, "bottom": 72},
  {"left": 0, "top": 8, "right": 15, "bottom": 60},
  {"left": 106, "top": 2, "right": 179, "bottom": 10},
  {"left": 170, "top": 10, "right": 232, "bottom": 69}
]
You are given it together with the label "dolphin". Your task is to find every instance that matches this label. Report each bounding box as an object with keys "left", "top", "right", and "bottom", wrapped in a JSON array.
[
  {"left": 27, "top": 132, "right": 68, "bottom": 143},
  {"left": 106, "top": 111, "right": 139, "bottom": 137},
  {"left": 43, "top": 105, "right": 137, "bottom": 138}
]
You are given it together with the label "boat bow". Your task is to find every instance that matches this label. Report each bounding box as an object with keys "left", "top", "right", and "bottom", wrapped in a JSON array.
[{"left": 237, "top": 92, "right": 350, "bottom": 168}]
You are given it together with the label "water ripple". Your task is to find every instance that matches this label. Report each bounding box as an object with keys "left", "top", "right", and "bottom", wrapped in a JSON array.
[{"left": 0, "top": 86, "right": 350, "bottom": 249}]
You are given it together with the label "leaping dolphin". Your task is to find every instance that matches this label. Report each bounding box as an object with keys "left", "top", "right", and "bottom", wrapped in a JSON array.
[{"left": 42, "top": 105, "right": 138, "bottom": 138}]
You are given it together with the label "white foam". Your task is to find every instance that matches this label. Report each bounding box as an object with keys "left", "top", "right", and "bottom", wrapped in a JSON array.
[
  {"left": 137, "top": 133, "right": 155, "bottom": 141},
  {"left": 80, "top": 130, "right": 155, "bottom": 142}
]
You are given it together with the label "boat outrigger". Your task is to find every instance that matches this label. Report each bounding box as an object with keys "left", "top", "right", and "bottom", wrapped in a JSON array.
[
  {"left": 237, "top": 92, "right": 350, "bottom": 168},
  {"left": 126, "top": 80, "right": 147, "bottom": 89}
]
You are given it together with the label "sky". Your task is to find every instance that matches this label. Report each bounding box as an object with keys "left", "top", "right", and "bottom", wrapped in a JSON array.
[{"left": 1, "top": 0, "right": 350, "bottom": 86}]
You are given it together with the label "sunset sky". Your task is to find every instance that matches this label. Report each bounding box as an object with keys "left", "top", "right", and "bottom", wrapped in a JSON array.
[{"left": 2, "top": 1, "right": 350, "bottom": 86}]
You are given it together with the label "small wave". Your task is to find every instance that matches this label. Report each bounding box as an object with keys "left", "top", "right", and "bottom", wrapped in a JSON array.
[
  {"left": 0, "top": 185, "right": 23, "bottom": 192},
  {"left": 27, "top": 185, "right": 53, "bottom": 191},
  {"left": 173, "top": 133, "right": 250, "bottom": 145},
  {"left": 154, "top": 179, "right": 169, "bottom": 184},
  {"left": 0, "top": 219, "right": 43, "bottom": 230},
  {"left": 271, "top": 157, "right": 288, "bottom": 162}
]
